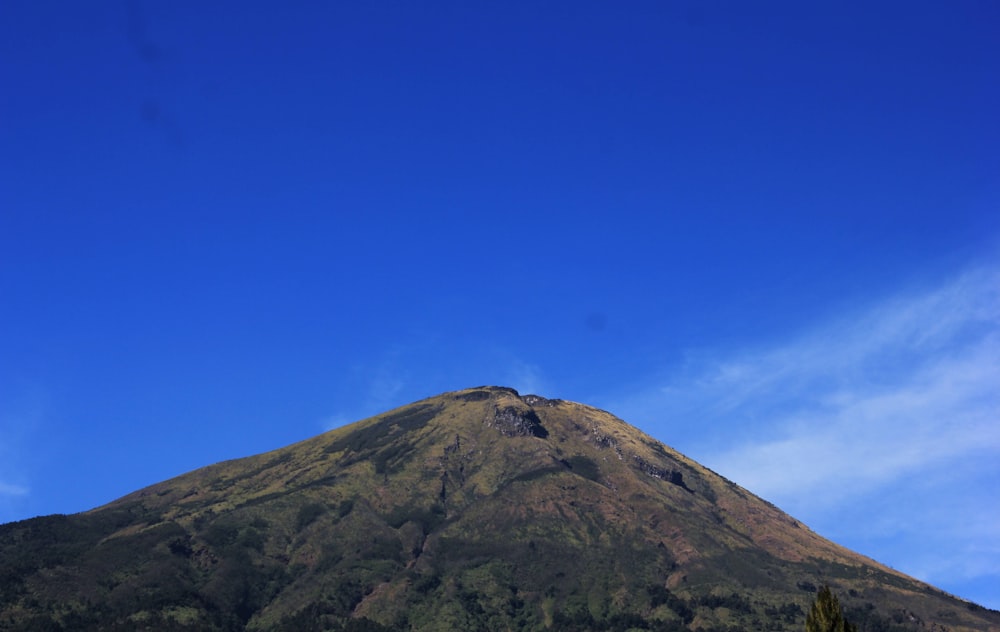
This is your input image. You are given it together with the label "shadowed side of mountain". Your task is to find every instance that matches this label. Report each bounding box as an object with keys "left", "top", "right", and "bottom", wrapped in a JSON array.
[{"left": 1, "top": 386, "right": 998, "bottom": 631}]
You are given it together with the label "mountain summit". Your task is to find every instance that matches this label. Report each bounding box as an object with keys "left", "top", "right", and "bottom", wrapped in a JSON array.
[{"left": 2, "top": 386, "right": 997, "bottom": 631}]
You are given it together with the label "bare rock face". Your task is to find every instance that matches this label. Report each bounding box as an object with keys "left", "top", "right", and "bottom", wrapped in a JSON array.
[
  {"left": 521, "top": 394, "right": 560, "bottom": 407},
  {"left": 456, "top": 387, "right": 550, "bottom": 437},
  {"left": 487, "top": 399, "right": 549, "bottom": 438},
  {"left": 632, "top": 454, "right": 693, "bottom": 492}
]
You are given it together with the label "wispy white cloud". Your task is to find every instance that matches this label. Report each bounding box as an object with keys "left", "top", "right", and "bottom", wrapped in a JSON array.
[
  {"left": 365, "top": 367, "right": 406, "bottom": 413},
  {"left": 0, "top": 482, "right": 28, "bottom": 497},
  {"left": 504, "top": 359, "right": 549, "bottom": 397},
  {"left": 607, "top": 263, "right": 1000, "bottom": 605},
  {"left": 319, "top": 360, "right": 409, "bottom": 432},
  {"left": 320, "top": 413, "right": 353, "bottom": 432},
  {"left": 697, "top": 265, "right": 998, "bottom": 504},
  {"left": 713, "top": 335, "right": 999, "bottom": 506},
  {"left": 319, "top": 342, "right": 552, "bottom": 432},
  {"left": 0, "top": 389, "right": 45, "bottom": 522}
]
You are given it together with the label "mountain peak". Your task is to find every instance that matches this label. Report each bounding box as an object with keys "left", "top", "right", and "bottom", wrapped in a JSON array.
[{"left": 2, "top": 387, "right": 998, "bottom": 631}]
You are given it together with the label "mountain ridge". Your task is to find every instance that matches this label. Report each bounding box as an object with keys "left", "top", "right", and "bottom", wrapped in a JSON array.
[{"left": 2, "top": 386, "right": 997, "bottom": 631}]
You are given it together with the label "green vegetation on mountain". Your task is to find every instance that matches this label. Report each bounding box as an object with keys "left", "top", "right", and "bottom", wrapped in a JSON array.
[{"left": 1, "top": 387, "right": 997, "bottom": 631}]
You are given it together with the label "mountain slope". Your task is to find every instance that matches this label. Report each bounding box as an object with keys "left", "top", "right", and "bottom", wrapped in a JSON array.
[{"left": 1, "top": 386, "right": 997, "bottom": 631}]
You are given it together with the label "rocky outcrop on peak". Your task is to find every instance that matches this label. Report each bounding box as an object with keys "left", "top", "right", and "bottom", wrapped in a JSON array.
[
  {"left": 632, "top": 454, "right": 693, "bottom": 492},
  {"left": 486, "top": 402, "right": 549, "bottom": 438}
]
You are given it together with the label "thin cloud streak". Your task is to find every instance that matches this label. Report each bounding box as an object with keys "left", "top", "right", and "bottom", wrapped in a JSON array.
[
  {"left": 610, "top": 262, "right": 1000, "bottom": 605},
  {"left": 0, "top": 397, "right": 44, "bottom": 515},
  {"left": 318, "top": 343, "right": 553, "bottom": 434},
  {"left": 696, "top": 265, "right": 999, "bottom": 505},
  {"left": 716, "top": 336, "right": 1000, "bottom": 504},
  {"left": 320, "top": 413, "right": 352, "bottom": 433},
  {"left": 680, "top": 266, "right": 998, "bottom": 422},
  {"left": 0, "top": 482, "right": 28, "bottom": 497},
  {"left": 505, "top": 360, "right": 549, "bottom": 397}
]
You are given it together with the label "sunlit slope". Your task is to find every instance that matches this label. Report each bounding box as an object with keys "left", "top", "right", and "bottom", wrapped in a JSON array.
[{"left": 1, "top": 386, "right": 997, "bottom": 631}]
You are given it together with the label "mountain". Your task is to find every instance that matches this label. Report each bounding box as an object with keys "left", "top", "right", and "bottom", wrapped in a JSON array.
[{"left": 1, "top": 386, "right": 997, "bottom": 631}]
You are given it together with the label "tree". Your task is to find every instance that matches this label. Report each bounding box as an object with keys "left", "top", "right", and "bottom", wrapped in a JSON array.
[{"left": 806, "top": 585, "right": 857, "bottom": 632}]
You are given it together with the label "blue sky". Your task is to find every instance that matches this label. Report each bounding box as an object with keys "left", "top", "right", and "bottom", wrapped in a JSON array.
[{"left": 2, "top": 0, "right": 998, "bottom": 610}]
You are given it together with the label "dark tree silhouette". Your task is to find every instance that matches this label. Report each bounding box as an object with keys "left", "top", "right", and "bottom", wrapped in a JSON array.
[{"left": 806, "top": 585, "right": 857, "bottom": 632}]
